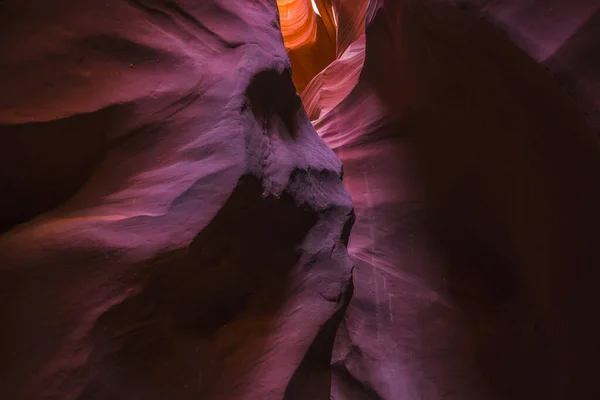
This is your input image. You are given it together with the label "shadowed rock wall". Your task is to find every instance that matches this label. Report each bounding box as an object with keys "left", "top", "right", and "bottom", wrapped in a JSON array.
[
  {"left": 305, "top": 0, "right": 600, "bottom": 398},
  {"left": 2, "top": 0, "right": 600, "bottom": 399}
]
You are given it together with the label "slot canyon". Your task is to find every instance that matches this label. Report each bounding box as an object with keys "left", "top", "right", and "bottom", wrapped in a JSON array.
[{"left": 1, "top": 0, "right": 600, "bottom": 398}]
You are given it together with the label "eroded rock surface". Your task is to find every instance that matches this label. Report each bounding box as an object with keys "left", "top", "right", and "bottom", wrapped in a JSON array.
[
  {"left": 277, "top": 0, "right": 337, "bottom": 93},
  {"left": 2, "top": 0, "right": 600, "bottom": 399},
  {"left": 0, "top": 1, "right": 353, "bottom": 399},
  {"left": 305, "top": 0, "right": 600, "bottom": 399}
]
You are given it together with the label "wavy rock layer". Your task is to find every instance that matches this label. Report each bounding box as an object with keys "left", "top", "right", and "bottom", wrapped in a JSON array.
[
  {"left": 277, "top": 0, "right": 317, "bottom": 49},
  {"left": 305, "top": 0, "right": 600, "bottom": 399},
  {"left": 0, "top": 1, "right": 354, "bottom": 399},
  {"left": 2, "top": 0, "right": 600, "bottom": 399},
  {"left": 277, "top": 0, "right": 337, "bottom": 93}
]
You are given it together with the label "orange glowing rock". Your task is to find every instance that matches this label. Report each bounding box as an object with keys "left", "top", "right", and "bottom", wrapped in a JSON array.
[{"left": 276, "top": 0, "right": 317, "bottom": 49}]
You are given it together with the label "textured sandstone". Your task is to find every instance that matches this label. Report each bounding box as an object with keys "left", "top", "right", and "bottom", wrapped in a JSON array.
[
  {"left": 1, "top": 0, "right": 600, "bottom": 399},
  {"left": 305, "top": 0, "right": 600, "bottom": 398},
  {"left": 278, "top": 0, "right": 337, "bottom": 93},
  {"left": 0, "top": 1, "right": 353, "bottom": 399}
]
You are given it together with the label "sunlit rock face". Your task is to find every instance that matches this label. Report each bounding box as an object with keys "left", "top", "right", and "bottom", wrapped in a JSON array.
[
  {"left": 276, "top": 0, "right": 337, "bottom": 92},
  {"left": 0, "top": 1, "right": 354, "bottom": 399},
  {"left": 305, "top": 0, "right": 600, "bottom": 398},
  {"left": 276, "top": 0, "right": 317, "bottom": 49},
  {"left": 332, "top": 0, "right": 368, "bottom": 56},
  {"left": 300, "top": 0, "right": 369, "bottom": 121},
  {"left": 301, "top": 35, "right": 365, "bottom": 121}
]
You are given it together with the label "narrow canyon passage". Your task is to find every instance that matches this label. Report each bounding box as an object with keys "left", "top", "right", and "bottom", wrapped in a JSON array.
[
  {"left": 1, "top": 1, "right": 600, "bottom": 399},
  {"left": 285, "top": 0, "right": 600, "bottom": 398}
]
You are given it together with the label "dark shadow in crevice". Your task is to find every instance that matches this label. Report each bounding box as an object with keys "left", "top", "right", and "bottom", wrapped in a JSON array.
[
  {"left": 283, "top": 274, "right": 354, "bottom": 400},
  {"left": 245, "top": 68, "right": 302, "bottom": 137},
  {"left": 543, "top": 9, "right": 600, "bottom": 137},
  {"left": 330, "top": 361, "right": 384, "bottom": 400},
  {"left": 455, "top": 2, "right": 600, "bottom": 137},
  {"left": 0, "top": 105, "right": 125, "bottom": 234},
  {"left": 78, "top": 175, "right": 320, "bottom": 399}
]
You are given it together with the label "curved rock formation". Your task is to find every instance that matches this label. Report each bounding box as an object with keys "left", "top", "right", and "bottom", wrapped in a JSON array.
[
  {"left": 301, "top": 34, "right": 365, "bottom": 121},
  {"left": 2, "top": 0, "right": 600, "bottom": 399},
  {"left": 332, "top": 0, "right": 368, "bottom": 56},
  {"left": 305, "top": 0, "right": 600, "bottom": 398},
  {"left": 0, "top": 1, "right": 353, "bottom": 399},
  {"left": 277, "top": 0, "right": 318, "bottom": 49},
  {"left": 277, "top": 0, "right": 337, "bottom": 93}
]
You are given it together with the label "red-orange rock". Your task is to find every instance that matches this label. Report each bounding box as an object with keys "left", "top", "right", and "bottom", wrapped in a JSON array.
[
  {"left": 332, "top": 0, "right": 368, "bottom": 56},
  {"left": 301, "top": 34, "right": 365, "bottom": 121},
  {"left": 276, "top": 0, "right": 337, "bottom": 93}
]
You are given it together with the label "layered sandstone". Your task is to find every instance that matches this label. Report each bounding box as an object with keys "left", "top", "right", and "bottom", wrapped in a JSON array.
[
  {"left": 0, "top": 1, "right": 353, "bottom": 399},
  {"left": 305, "top": 0, "right": 600, "bottom": 398},
  {"left": 1, "top": 0, "right": 600, "bottom": 399}
]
